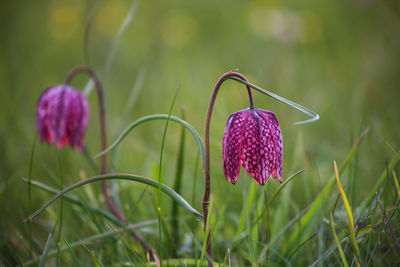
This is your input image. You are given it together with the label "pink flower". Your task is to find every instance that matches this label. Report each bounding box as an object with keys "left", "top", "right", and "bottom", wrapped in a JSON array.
[
  {"left": 222, "top": 108, "right": 283, "bottom": 185},
  {"left": 36, "top": 85, "right": 89, "bottom": 152}
]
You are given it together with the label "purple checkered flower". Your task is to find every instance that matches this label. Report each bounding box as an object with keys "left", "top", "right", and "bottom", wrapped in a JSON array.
[
  {"left": 222, "top": 108, "right": 283, "bottom": 185},
  {"left": 36, "top": 85, "right": 89, "bottom": 152}
]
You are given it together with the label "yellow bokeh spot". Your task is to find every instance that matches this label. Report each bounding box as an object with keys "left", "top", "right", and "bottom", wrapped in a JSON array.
[
  {"left": 160, "top": 10, "right": 199, "bottom": 48},
  {"left": 95, "top": 1, "right": 127, "bottom": 38},
  {"left": 48, "top": 0, "right": 82, "bottom": 40}
]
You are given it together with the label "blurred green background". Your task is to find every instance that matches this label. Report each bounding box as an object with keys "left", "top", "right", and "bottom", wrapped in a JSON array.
[{"left": 1, "top": 0, "right": 400, "bottom": 265}]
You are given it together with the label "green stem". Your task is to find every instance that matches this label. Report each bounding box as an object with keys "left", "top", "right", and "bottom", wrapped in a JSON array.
[
  {"left": 203, "top": 71, "right": 254, "bottom": 266},
  {"left": 65, "top": 66, "right": 126, "bottom": 223}
]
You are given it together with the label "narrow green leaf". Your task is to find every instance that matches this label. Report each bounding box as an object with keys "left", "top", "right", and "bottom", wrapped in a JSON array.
[
  {"left": 147, "top": 258, "right": 220, "bottom": 266},
  {"left": 56, "top": 152, "right": 64, "bottom": 267},
  {"left": 198, "top": 195, "right": 213, "bottom": 267},
  {"left": 330, "top": 195, "right": 349, "bottom": 267},
  {"left": 21, "top": 220, "right": 159, "bottom": 266},
  {"left": 310, "top": 225, "right": 372, "bottom": 267},
  {"left": 104, "top": 219, "right": 145, "bottom": 264},
  {"left": 229, "top": 77, "right": 319, "bottom": 125},
  {"left": 103, "top": 0, "right": 139, "bottom": 87},
  {"left": 285, "top": 128, "right": 368, "bottom": 253},
  {"left": 334, "top": 161, "right": 361, "bottom": 261},
  {"left": 171, "top": 107, "right": 186, "bottom": 254},
  {"left": 250, "top": 169, "right": 304, "bottom": 230},
  {"left": 39, "top": 222, "right": 57, "bottom": 267},
  {"left": 83, "top": 245, "right": 103, "bottom": 267},
  {"left": 23, "top": 173, "right": 203, "bottom": 223},
  {"left": 94, "top": 114, "right": 205, "bottom": 163},
  {"left": 363, "top": 153, "right": 400, "bottom": 208},
  {"left": 28, "top": 134, "right": 37, "bottom": 258},
  {"left": 392, "top": 171, "right": 400, "bottom": 199},
  {"left": 22, "top": 178, "right": 121, "bottom": 226},
  {"left": 157, "top": 87, "right": 180, "bottom": 266},
  {"left": 58, "top": 233, "right": 82, "bottom": 267}
]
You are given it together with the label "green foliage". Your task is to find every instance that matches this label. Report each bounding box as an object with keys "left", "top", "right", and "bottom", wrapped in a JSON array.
[{"left": 1, "top": 0, "right": 400, "bottom": 266}]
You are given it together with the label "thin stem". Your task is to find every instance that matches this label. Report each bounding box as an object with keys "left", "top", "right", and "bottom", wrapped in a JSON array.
[
  {"left": 203, "top": 71, "right": 253, "bottom": 266},
  {"left": 65, "top": 66, "right": 126, "bottom": 222}
]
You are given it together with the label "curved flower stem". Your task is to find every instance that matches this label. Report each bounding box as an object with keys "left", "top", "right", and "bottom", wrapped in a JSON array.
[
  {"left": 203, "top": 71, "right": 253, "bottom": 266},
  {"left": 65, "top": 66, "right": 126, "bottom": 222},
  {"left": 65, "top": 67, "right": 161, "bottom": 265}
]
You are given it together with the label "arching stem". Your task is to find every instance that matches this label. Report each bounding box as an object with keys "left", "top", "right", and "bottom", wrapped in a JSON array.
[
  {"left": 65, "top": 66, "right": 161, "bottom": 266},
  {"left": 65, "top": 66, "right": 126, "bottom": 222},
  {"left": 203, "top": 71, "right": 253, "bottom": 266}
]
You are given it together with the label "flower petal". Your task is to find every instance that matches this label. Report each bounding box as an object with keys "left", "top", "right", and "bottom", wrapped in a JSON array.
[
  {"left": 239, "top": 109, "right": 273, "bottom": 185},
  {"left": 222, "top": 111, "right": 249, "bottom": 184},
  {"left": 256, "top": 109, "right": 283, "bottom": 182}
]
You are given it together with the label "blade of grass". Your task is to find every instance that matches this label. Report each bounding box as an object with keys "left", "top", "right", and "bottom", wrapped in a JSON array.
[
  {"left": 376, "top": 193, "right": 400, "bottom": 256},
  {"left": 22, "top": 178, "right": 121, "bottom": 225},
  {"left": 56, "top": 152, "right": 64, "bottom": 267},
  {"left": 363, "top": 152, "right": 400, "bottom": 209},
  {"left": 171, "top": 107, "right": 186, "bottom": 255},
  {"left": 94, "top": 114, "right": 204, "bottom": 163},
  {"left": 28, "top": 134, "right": 37, "bottom": 258},
  {"left": 83, "top": 244, "right": 103, "bottom": 267},
  {"left": 285, "top": 128, "right": 368, "bottom": 254},
  {"left": 21, "top": 219, "right": 159, "bottom": 266},
  {"left": 330, "top": 195, "right": 349, "bottom": 267},
  {"left": 58, "top": 233, "right": 82, "bottom": 267},
  {"left": 333, "top": 161, "right": 361, "bottom": 264},
  {"left": 39, "top": 222, "right": 57, "bottom": 267},
  {"left": 269, "top": 203, "right": 310, "bottom": 246},
  {"left": 229, "top": 77, "right": 319, "bottom": 125},
  {"left": 110, "top": 68, "right": 146, "bottom": 170},
  {"left": 82, "top": 146, "right": 99, "bottom": 174},
  {"left": 250, "top": 169, "right": 304, "bottom": 231},
  {"left": 392, "top": 171, "right": 400, "bottom": 199},
  {"left": 104, "top": 219, "right": 145, "bottom": 264},
  {"left": 192, "top": 151, "right": 200, "bottom": 209},
  {"left": 103, "top": 0, "right": 140, "bottom": 88},
  {"left": 233, "top": 170, "right": 305, "bottom": 249},
  {"left": 147, "top": 258, "right": 220, "bottom": 266},
  {"left": 334, "top": 161, "right": 361, "bottom": 264},
  {"left": 198, "top": 195, "right": 213, "bottom": 267},
  {"left": 157, "top": 87, "right": 181, "bottom": 265},
  {"left": 311, "top": 225, "right": 373, "bottom": 267},
  {"left": 22, "top": 173, "right": 203, "bottom": 223},
  {"left": 286, "top": 232, "right": 319, "bottom": 260},
  {"left": 83, "top": 0, "right": 103, "bottom": 65}
]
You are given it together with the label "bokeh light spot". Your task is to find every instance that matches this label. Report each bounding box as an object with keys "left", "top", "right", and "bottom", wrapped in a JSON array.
[
  {"left": 160, "top": 10, "right": 199, "bottom": 48},
  {"left": 48, "top": 0, "right": 82, "bottom": 40},
  {"left": 95, "top": 1, "right": 127, "bottom": 37}
]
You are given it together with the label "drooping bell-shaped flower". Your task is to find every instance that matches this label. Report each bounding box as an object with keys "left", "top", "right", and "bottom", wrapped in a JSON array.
[
  {"left": 222, "top": 108, "right": 283, "bottom": 185},
  {"left": 36, "top": 85, "right": 89, "bottom": 152}
]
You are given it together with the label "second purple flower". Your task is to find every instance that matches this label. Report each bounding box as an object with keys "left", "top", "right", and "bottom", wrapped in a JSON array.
[
  {"left": 222, "top": 108, "right": 283, "bottom": 185},
  {"left": 36, "top": 85, "right": 89, "bottom": 152}
]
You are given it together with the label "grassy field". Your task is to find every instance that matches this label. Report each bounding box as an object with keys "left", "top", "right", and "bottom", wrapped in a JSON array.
[{"left": 1, "top": 0, "right": 400, "bottom": 266}]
